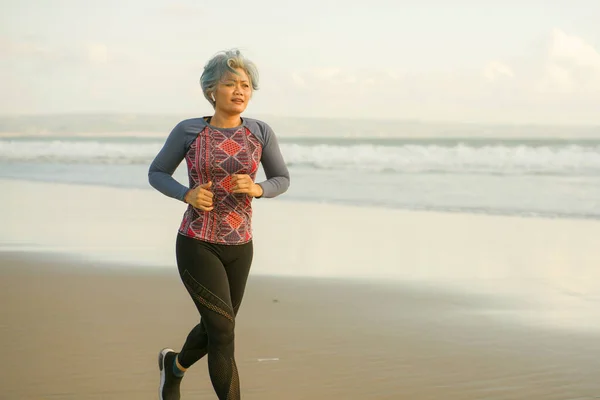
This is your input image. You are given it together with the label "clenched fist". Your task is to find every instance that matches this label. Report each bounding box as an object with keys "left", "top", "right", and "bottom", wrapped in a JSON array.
[
  {"left": 231, "top": 174, "right": 263, "bottom": 198},
  {"left": 184, "top": 181, "right": 214, "bottom": 211}
]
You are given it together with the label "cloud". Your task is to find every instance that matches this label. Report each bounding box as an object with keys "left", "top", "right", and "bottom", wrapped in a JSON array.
[
  {"left": 0, "top": 36, "right": 124, "bottom": 69},
  {"left": 256, "top": 29, "right": 600, "bottom": 124},
  {"left": 312, "top": 68, "right": 341, "bottom": 80},
  {"left": 483, "top": 61, "right": 514, "bottom": 81},
  {"left": 288, "top": 67, "right": 406, "bottom": 89},
  {"left": 87, "top": 43, "right": 108, "bottom": 65},
  {"left": 386, "top": 69, "right": 404, "bottom": 81},
  {"left": 2, "top": 23, "right": 599, "bottom": 124},
  {"left": 291, "top": 72, "right": 305, "bottom": 87},
  {"left": 548, "top": 28, "right": 600, "bottom": 68},
  {"left": 0, "top": 36, "right": 55, "bottom": 60},
  {"left": 285, "top": 29, "right": 599, "bottom": 101},
  {"left": 538, "top": 63, "right": 575, "bottom": 93},
  {"left": 537, "top": 29, "right": 600, "bottom": 93}
]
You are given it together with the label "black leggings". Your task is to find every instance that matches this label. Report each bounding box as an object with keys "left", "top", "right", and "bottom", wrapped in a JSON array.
[{"left": 175, "top": 233, "right": 253, "bottom": 400}]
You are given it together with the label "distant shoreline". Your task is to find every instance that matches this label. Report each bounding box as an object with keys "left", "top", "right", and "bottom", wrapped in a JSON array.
[
  {"left": 0, "top": 131, "right": 168, "bottom": 138},
  {"left": 1, "top": 114, "right": 599, "bottom": 140},
  {"left": 1, "top": 111, "right": 600, "bottom": 126},
  {"left": 2, "top": 131, "right": 600, "bottom": 140}
]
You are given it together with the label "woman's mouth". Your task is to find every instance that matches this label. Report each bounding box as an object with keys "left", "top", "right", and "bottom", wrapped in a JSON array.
[{"left": 232, "top": 98, "right": 244, "bottom": 104}]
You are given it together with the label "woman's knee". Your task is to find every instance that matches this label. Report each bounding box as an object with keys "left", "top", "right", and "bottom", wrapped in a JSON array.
[{"left": 208, "top": 318, "right": 235, "bottom": 347}]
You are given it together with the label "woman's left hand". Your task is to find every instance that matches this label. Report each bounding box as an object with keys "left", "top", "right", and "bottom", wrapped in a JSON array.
[{"left": 231, "top": 174, "right": 263, "bottom": 197}]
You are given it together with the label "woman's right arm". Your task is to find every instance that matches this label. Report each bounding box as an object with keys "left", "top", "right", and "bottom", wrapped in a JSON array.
[{"left": 148, "top": 122, "right": 190, "bottom": 202}]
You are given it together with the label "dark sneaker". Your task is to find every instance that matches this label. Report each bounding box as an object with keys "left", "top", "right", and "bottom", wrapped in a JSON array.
[{"left": 158, "top": 348, "right": 183, "bottom": 400}]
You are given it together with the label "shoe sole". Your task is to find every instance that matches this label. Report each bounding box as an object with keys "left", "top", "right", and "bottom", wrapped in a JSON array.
[{"left": 158, "top": 347, "right": 175, "bottom": 400}]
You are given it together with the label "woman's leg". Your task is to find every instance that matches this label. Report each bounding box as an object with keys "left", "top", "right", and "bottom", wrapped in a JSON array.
[
  {"left": 223, "top": 239, "right": 254, "bottom": 315},
  {"left": 176, "top": 238, "right": 253, "bottom": 368},
  {"left": 176, "top": 318, "right": 208, "bottom": 368},
  {"left": 174, "top": 234, "right": 253, "bottom": 399}
]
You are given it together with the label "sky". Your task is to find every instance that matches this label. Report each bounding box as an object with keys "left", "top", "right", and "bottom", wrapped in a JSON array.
[{"left": 1, "top": 0, "right": 600, "bottom": 125}]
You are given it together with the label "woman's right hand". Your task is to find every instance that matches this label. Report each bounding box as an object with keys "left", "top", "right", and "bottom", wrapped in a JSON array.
[{"left": 184, "top": 181, "right": 214, "bottom": 211}]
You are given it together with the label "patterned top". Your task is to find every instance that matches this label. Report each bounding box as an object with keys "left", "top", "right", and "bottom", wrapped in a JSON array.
[{"left": 148, "top": 117, "right": 290, "bottom": 245}]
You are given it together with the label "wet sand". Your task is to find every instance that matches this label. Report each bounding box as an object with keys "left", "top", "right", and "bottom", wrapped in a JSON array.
[
  {"left": 3, "top": 178, "right": 600, "bottom": 398},
  {"left": 1, "top": 252, "right": 600, "bottom": 399}
]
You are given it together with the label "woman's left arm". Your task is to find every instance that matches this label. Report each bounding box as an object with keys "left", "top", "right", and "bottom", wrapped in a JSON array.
[{"left": 256, "top": 126, "right": 290, "bottom": 198}]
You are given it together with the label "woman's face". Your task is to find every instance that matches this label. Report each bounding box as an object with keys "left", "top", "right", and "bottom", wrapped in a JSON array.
[{"left": 213, "top": 68, "right": 252, "bottom": 115}]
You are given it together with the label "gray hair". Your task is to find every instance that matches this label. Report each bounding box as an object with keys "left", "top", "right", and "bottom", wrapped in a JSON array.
[{"left": 200, "top": 49, "right": 260, "bottom": 108}]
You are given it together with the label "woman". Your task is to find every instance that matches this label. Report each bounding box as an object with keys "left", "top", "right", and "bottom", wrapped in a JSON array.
[{"left": 148, "top": 49, "right": 290, "bottom": 400}]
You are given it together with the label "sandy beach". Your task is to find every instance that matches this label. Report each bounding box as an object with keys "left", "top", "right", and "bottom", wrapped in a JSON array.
[{"left": 2, "top": 179, "right": 600, "bottom": 399}]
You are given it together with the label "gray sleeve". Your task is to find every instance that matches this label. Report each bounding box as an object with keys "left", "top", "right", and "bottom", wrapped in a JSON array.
[
  {"left": 148, "top": 122, "right": 190, "bottom": 202},
  {"left": 257, "top": 124, "right": 290, "bottom": 198}
]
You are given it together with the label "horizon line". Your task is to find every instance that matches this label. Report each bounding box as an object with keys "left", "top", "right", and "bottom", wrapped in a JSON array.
[{"left": 0, "top": 112, "right": 599, "bottom": 129}]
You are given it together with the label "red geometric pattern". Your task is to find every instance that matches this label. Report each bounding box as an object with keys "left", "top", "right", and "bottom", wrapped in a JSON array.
[
  {"left": 220, "top": 175, "right": 234, "bottom": 192},
  {"left": 226, "top": 212, "right": 243, "bottom": 230},
  {"left": 219, "top": 139, "right": 242, "bottom": 156},
  {"left": 178, "top": 125, "right": 262, "bottom": 244}
]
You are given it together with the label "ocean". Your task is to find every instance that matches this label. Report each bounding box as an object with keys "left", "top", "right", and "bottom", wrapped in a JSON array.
[{"left": 2, "top": 121, "right": 600, "bottom": 221}]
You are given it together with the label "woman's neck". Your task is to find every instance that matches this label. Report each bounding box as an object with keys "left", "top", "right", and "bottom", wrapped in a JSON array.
[{"left": 209, "top": 112, "right": 242, "bottom": 129}]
